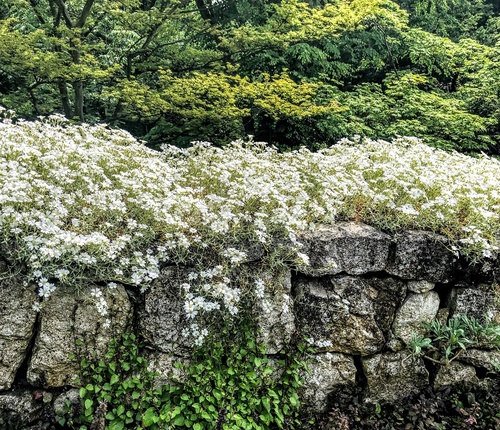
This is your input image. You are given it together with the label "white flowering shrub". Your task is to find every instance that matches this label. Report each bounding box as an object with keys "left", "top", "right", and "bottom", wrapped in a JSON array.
[{"left": 2, "top": 113, "right": 500, "bottom": 339}]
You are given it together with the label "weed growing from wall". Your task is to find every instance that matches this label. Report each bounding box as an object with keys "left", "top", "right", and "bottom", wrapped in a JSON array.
[{"left": 408, "top": 315, "right": 500, "bottom": 366}]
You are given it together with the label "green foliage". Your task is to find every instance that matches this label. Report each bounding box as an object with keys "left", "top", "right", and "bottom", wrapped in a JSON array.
[
  {"left": 112, "top": 70, "right": 342, "bottom": 148},
  {"left": 395, "top": 0, "right": 499, "bottom": 45},
  {"left": 340, "top": 72, "right": 495, "bottom": 152},
  {"left": 75, "top": 333, "right": 161, "bottom": 430},
  {"left": 409, "top": 315, "right": 500, "bottom": 366},
  {"left": 157, "top": 322, "right": 310, "bottom": 429},
  {"left": 1, "top": 0, "right": 500, "bottom": 153},
  {"left": 73, "top": 323, "right": 311, "bottom": 429}
]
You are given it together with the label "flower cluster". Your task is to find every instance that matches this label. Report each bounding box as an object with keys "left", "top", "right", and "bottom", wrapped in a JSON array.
[{"left": 2, "top": 114, "right": 500, "bottom": 337}]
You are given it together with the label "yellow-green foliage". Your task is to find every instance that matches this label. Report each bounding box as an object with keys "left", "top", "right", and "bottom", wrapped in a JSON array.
[{"left": 112, "top": 70, "right": 342, "bottom": 144}]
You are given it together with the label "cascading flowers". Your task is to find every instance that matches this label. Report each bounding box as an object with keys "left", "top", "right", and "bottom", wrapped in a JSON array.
[{"left": 2, "top": 110, "right": 500, "bottom": 343}]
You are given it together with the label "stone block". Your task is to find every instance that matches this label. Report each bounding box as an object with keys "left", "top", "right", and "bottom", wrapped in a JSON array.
[
  {"left": 0, "top": 281, "right": 38, "bottom": 390},
  {"left": 0, "top": 390, "right": 42, "bottom": 429},
  {"left": 407, "top": 280, "right": 435, "bottom": 293},
  {"left": 301, "top": 353, "right": 356, "bottom": 412},
  {"left": 386, "top": 231, "right": 458, "bottom": 282},
  {"left": 294, "top": 276, "right": 405, "bottom": 355},
  {"left": 362, "top": 351, "right": 429, "bottom": 403},
  {"left": 27, "top": 284, "right": 132, "bottom": 387},
  {"left": 138, "top": 268, "right": 193, "bottom": 355},
  {"left": 296, "top": 223, "right": 391, "bottom": 276},
  {"left": 434, "top": 362, "right": 477, "bottom": 389},
  {"left": 254, "top": 267, "right": 295, "bottom": 354},
  {"left": 393, "top": 291, "right": 440, "bottom": 344},
  {"left": 145, "top": 352, "right": 189, "bottom": 389},
  {"left": 453, "top": 284, "right": 500, "bottom": 324},
  {"left": 139, "top": 266, "right": 295, "bottom": 356},
  {"left": 459, "top": 349, "right": 500, "bottom": 373}
]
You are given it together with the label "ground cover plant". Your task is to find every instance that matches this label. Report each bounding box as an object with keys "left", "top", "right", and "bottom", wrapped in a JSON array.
[
  {"left": 69, "top": 325, "right": 310, "bottom": 429},
  {"left": 1, "top": 112, "right": 500, "bottom": 336}
]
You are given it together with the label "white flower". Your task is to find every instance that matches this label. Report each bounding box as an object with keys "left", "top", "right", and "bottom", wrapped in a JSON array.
[
  {"left": 296, "top": 252, "right": 310, "bottom": 266},
  {"left": 397, "top": 204, "right": 419, "bottom": 216}
]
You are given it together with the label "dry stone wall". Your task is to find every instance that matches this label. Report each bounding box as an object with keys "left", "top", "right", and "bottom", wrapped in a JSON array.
[{"left": 1, "top": 223, "right": 499, "bottom": 428}]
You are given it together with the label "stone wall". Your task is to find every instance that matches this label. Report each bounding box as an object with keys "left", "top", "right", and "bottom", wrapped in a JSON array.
[{"left": 1, "top": 223, "right": 499, "bottom": 428}]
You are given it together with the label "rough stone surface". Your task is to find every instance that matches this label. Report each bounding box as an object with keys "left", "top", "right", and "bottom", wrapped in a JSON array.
[
  {"left": 145, "top": 352, "right": 189, "bottom": 388},
  {"left": 0, "top": 281, "right": 38, "bottom": 390},
  {"left": 53, "top": 388, "right": 80, "bottom": 423},
  {"left": 0, "top": 390, "right": 43, "bottom": 429},
  {"left": 436, "top": 308, "right": 450, "bottom": 326},
  {"left": 27, "top": 284, "right": 132, "bottom": 387},
  {"left": 139, "top": 268, "right": 194, "bottom": 355},
  {"left": 295, "top": 275, "right": 406, "bottom": 355},
  {"left": 301, "top": 353, "right": 356, "bottom": 412},
  {"left": 393, "top": 291, "right": 440, "bottom": 344},
  {"left": 1, "top": 226, "right": 499, "bottom": 426},
  {"left": 297, "top": 223, "right": 391, "bottom": 276},
  {"left": 407, "top": 280, "right": 435, "bottom": 293},
  {"left": 459, "top": 349, "right": 500, "bottom": 372},
  {"left": 140, "top": 266, "right": 295, "bottom": 356},
  {"left": 362, "top": 351, "right": 429, "bottom": 403},
  {"left": 386, "top": 231, "right": 458, "bottom": 282},
  {"left": 453, "top": 284, "right": 500, "bottom": 324},
  {"left": 254, "top": 267, "right": 295, "bottom": 354},
  {"left": 434, "top": 362, "right": 478, "bottom": 388}
]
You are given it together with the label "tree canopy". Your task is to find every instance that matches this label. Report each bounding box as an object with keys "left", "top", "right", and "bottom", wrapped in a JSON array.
[{"left": 1, "top": 0, "right": 499, "bottom": 153}]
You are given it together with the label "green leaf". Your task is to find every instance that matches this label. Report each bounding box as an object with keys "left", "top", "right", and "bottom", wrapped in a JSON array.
[
  {"left": 143, "top": 407, "right": 158, "bottom": 426},
  {"left": 108, "top": 419, "right": 125, "bottom": 430},
  {"left": 116, "top": 405, "right": 125, "bottom": 417},
  {"left": 262, "top": 397, "right": 271, "bottom": 413},
  {"left": 174, "top": 415, "right": 185, "bottom": 426}
]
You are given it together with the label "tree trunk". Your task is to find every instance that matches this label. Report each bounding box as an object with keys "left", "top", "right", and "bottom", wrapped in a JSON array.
[
  {"left": 73, "top": 81, "right": 84, "bottom": 121},
  {"left": 58, "top": 81, "right": 73, "bottom": 118}
]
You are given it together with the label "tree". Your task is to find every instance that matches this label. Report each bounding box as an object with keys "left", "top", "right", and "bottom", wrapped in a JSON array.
[{"left": 1, "top": 0, "right": 499, "bottom": 153}]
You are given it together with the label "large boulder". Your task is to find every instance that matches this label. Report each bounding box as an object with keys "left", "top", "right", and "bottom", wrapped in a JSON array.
[
  {"left": 393, "top": 291, "right": 440, "bottom": 344},
  {"left": 386, "top": 231, "right": 458, "bottom": 282},
  {"left": 362, "top": 351, "right": 429, "bottom": 403},
  {"left": 296, "top": 223, "right": 391, "bottom": 277},
  {"left": 294, "top": 275, "right": 406, "bottom": 355},
  {"left": 301, "top": 353, "right": 356, "bottom": 412},
  {"left": 27, "top": 284, "right": 132, "bottom": 387},
  {"left": 0, "top": 280, "right": 38, "bottom": 390}
]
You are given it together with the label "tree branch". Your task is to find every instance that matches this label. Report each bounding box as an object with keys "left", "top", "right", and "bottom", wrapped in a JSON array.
[
  {"left": 76, "top": 0, "right": 96, "bottom": 28},
  {"left": 53, "top": 0, "right": 74, "bottom": 28},
  {"left": 28, "top": 0, "right": 47, "bottom": 25}
]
